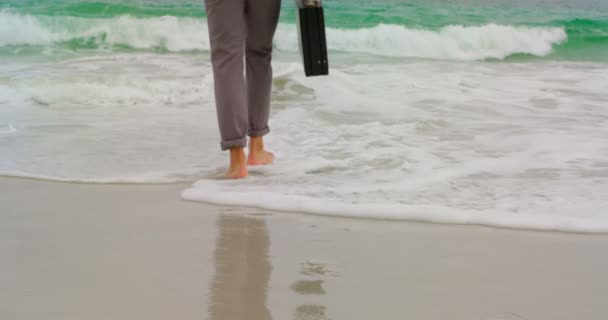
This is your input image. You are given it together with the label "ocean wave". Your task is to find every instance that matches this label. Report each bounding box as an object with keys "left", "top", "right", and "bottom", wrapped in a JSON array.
[
  {"left": 279, "top": 23, "right": 567, "bottom": 60},
  {"left": 181, "top": 181, "right": 608, "bottom": 234},
  {"left": 558, "top": 18, "right": 608, "bottom": 35},
  {"left": 2, "top": 55, "right": 608, "bottom": 233},
  {"left": 0, "top": 10, "right": 567, "bottom": 60},
  {"left": 0, "top": 171, "right": 195, "bottom": 184},
  {"left": 0, "top": 124, "right": 16, "bottom": 134},
  {"left": 0, "top": 10, "right": 210, "bottom": 51}
]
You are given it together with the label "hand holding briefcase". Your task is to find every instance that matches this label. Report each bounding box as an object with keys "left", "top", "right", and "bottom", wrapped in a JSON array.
[{"left": 295, "top": 0, "right": 329, "bottom": 77}]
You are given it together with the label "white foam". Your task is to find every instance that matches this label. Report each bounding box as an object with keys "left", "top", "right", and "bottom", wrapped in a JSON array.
[
  {"left": 0, "top": 10, "right": 566, "bottom": 60},
  {"left": 0, "top": 10, "right": 210, "bottom": 51},
  {"left": 276, "top": 23, "right": 567, "bottom": 60},
  {"left": 181, "top": 181, "right": 608, "bottom": 233},
  {"left": 0, "top": 171, "right": 191, "bottom": 184},
  {"left": 0, "top": 124, "right": 16, "bottom": 134},
  {"left": 0, "top": 10, "right": 59, "bottom": 46},
  {"left": 182, "top": 61, "right": 608, "bottom": 233},
  {"left": 2, "top": 51, "right": 608, "bottom": 232},
  {"left": 0, "top": 53, "right": 224, "bottom": 184}
]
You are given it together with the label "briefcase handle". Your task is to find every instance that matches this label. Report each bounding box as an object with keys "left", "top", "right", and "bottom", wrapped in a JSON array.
[{"left": 297, "top": 0, "right": 322, "bottom": 8}]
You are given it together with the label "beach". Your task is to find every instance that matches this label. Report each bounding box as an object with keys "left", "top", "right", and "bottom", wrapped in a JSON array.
[
  {"left": 2, "top": 176, "right": 608, "bottom": 320},
  {"left": 2, "top": 0, "right": 608, "bottom": 232},
  {"left": 2, "top": 0, "right": 608, "bottom": 318}
]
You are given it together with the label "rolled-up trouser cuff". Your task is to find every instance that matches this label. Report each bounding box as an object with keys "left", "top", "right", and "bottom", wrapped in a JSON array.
[
  {"left": 248, "top": 126, "right": 270, "bottom": 137},
  {"left": 220, "top": 136, "right": 247, "bottom": 151}
]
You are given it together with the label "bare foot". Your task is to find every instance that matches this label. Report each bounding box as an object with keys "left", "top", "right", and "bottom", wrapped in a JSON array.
[
  {"left": 226, "top": 148, "right": 248, "bottom": 179},
  {"left": 248, "top": 150, "right": 275, "bottom": 166},
  {"left": 247, "top": 136, "right": 275, "bottom": 166}
]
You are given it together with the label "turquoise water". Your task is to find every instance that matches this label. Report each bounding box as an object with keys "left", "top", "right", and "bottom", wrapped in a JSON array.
[{"left": 2, "top": 0, "right": 608, "bottom": 61}]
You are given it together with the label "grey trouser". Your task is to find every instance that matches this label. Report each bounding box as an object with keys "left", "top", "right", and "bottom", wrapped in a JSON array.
[{"left": 204, "top": 0, "right": 282, "bottom": 150}]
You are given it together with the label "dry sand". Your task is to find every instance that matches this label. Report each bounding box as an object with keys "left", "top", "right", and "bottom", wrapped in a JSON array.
[{"left": 1, "top": 177, "right": 608, "bottom": 320}]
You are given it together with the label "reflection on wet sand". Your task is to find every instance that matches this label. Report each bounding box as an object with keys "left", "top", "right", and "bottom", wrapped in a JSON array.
[
  {"left": 208, "top": 214, "right": 332, "bottom": 320},
  {"left": 208, "top": 215, "right": 272, "bottom": 320}
]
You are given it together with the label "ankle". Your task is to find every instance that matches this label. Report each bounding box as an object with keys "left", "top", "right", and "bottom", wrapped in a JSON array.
[
  {"left": 249, "top": 137, "right": 264, "bottom": 152},
  {"left": 229, "top": 148, "right": 246, "bottom": 167}
]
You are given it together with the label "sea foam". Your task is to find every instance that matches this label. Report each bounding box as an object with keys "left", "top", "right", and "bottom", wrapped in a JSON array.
[
  {"left": 0, "top": 124, "right": 16, "bottom": 134},
  {"left": 276, "top": 23, "right": 567, "bottom": 60},
  {"left": 1, "top": 47, "right": 607, "bottom": 233},
  {"left": 180, "top": 61, "right": 608, "bottom": 233},
  {"left": 181, "top": 180, "right": 608, "bottom": 233},
  {"left": 0, "top": 10, "right": 566, "bottom": 60}
]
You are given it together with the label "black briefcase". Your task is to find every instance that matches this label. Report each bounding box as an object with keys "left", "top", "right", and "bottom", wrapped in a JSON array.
[{"left": 295, "top": 0, "right": 329, "bottom": 77}]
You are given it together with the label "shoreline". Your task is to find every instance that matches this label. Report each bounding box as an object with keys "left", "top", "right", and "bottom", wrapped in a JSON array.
[
  {"left": 3, "top": 176, "right": 608, "bottom": 319},
  {"left": 2, "top": 175, "right": 605, "bottom": 235}
]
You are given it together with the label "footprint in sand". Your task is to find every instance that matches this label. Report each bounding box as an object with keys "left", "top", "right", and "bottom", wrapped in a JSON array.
[{"left": 291, "top": 260, "right": 338, "bottom": 320}]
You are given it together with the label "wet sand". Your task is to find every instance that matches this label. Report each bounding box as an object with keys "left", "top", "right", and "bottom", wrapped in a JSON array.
[{"left": 1, "top": 177, "right": 608, "bottom": 320}]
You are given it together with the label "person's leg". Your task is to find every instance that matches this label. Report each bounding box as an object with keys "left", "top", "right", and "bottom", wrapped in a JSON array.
[
  {"left": 244, "top": 0, "right": 281, "bottom": 165},
  {"left": 205, "top": 0, "right": 248, "bottom": 178}
]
